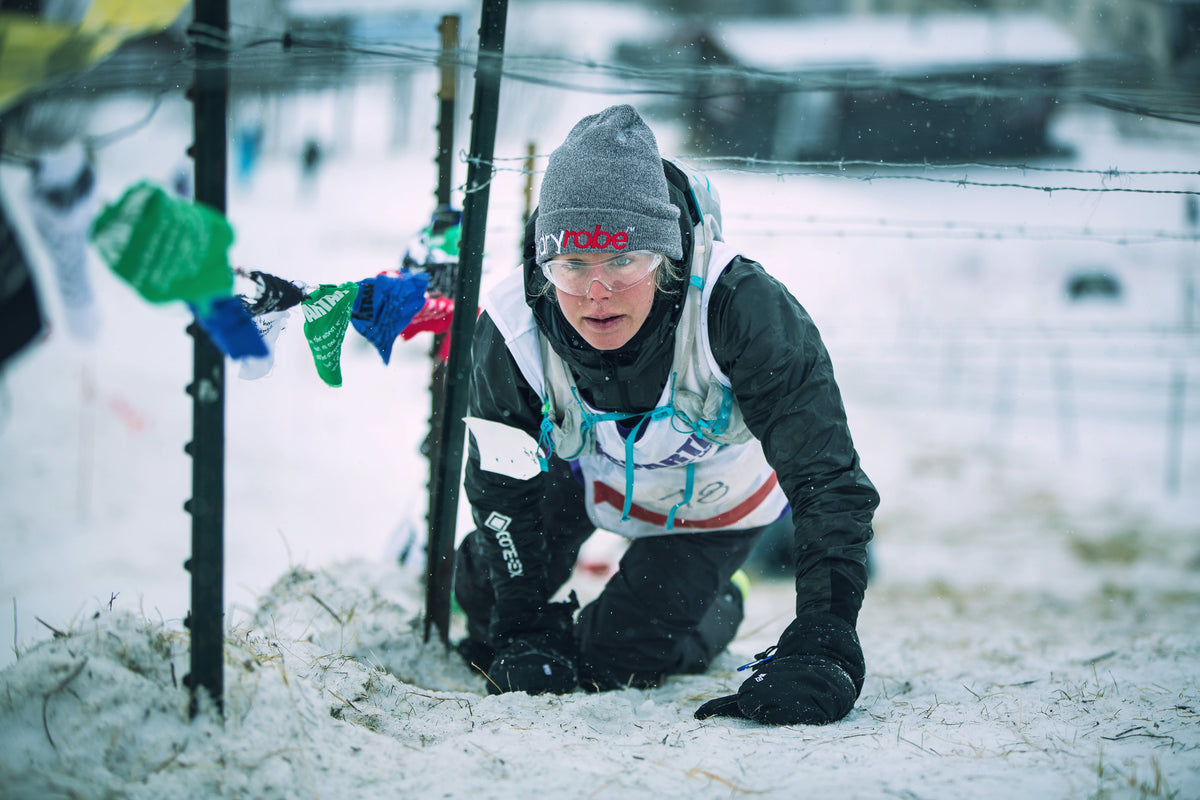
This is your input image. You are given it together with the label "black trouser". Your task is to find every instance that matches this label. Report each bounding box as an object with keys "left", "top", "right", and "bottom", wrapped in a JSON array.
[{"left": 454, "top": 457, "right": 764, "bottom": 679}]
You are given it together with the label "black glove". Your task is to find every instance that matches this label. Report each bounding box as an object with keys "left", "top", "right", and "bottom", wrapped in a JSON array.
[
  {"left": 486, "top": 594, "right": 579, "bottom": 696},
  {"left": 694, "top": 612, "right": 865, "bottom": 725}
]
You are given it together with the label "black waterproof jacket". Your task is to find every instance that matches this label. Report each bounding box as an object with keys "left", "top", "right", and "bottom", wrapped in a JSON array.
[{"left": 464, "top": 161, "right": 879, "bottom": 638}]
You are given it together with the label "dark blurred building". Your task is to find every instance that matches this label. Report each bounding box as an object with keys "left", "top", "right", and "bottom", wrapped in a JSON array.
[
  {"left": 617, "top": 12, "right": 1082, "bottom": 162},
  {"left": 623, "top": 0, "right": 1200, "bottom": 140}
]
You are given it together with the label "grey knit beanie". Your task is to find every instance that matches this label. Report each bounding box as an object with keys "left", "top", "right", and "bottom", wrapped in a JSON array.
[{"left": 534, "top": 105, "right": 682, "bottom": 265}]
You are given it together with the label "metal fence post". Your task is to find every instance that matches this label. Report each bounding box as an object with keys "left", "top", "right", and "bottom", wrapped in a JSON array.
[
  {"left": 424, "top": 0, "right": 509, "bottom": 646},
  {"left": 184, "top": 0, "right": 229, "bottom": 718}
]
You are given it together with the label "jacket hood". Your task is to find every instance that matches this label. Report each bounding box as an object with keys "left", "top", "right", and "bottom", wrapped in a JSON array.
[{"left": 519, "top": 160, "right": 700, "bottom": 412}]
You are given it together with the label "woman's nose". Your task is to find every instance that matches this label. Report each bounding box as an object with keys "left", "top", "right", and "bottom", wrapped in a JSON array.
[{"left": 584, "top": 272, "right": 614, "bottom": 298}]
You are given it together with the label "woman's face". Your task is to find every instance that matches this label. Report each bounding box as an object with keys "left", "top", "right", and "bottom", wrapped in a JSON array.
[{"left": 553, "top": 253, "right": 657, "bottom": 350}]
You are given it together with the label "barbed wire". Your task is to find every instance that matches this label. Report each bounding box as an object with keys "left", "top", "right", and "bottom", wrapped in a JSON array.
[
  {"left": 44, "top": 17, "right": 1198, "bottom": 125},
  {"left": 668, "top": 157, "right": 1200, "bottom": 197},
  {"left": 772, "top": 172, "right": 1200, "bottom": 196},
  {"left": 455, "top": 151, "right": 1200, "bottom": 245},
  {"left": 677, "top": 155, "right": 1200, "bottom": 179},
  {"left": 487, "top": 151, "right": 1200, "bottom": 179},
  {"left": 465, "top": 153, "right": 1200, "bottom": 198},
  {"left": 728, "top": 223, "right": 1199, "bottom": 245},
  {"left": 731, "top": 208, "right": 1195, "bottom": 234}
]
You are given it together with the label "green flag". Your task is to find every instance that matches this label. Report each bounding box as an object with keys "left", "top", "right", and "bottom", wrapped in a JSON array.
[
  {"left": 301, "top": 282, "right": 359, "bottom": 387},
  {"left": 89, "top": 181, "right": 233, "bottom": 306},
  {"left": 429, "top": 221, "right": 461, "bottom": 259}
]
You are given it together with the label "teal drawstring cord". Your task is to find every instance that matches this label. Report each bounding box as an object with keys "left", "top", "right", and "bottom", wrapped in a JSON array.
[
  {"left": 613, "top": 405, "right": 674, "bottom": 523},
  {"left": 536, "top": 401, "right": 556, "bottom": 472},
  {"left": 666, "top": 462, "right": 695, "bottom": 530}
]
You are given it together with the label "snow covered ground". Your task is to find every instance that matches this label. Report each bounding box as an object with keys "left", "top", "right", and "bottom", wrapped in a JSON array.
[{"left": 2, "top": 16, "right": 1199, "bottom": 797}]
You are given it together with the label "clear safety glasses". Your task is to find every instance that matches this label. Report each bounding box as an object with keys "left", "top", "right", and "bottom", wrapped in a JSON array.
[{"left": 541, "top": 251, "right": 663, "bottom": 296}]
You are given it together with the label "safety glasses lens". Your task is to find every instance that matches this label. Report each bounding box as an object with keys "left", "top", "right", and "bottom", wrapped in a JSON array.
[{"left": 542, "top": 251, "right": 662, "bottom": 295}]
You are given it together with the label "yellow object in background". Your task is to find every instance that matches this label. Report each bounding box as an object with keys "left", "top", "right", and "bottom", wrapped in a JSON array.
[{"left": 0, "top": 0, "right": 190, "bottom": 113}]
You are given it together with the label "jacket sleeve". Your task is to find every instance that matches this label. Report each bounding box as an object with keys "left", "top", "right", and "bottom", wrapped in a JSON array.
[
  {"left": 708, "top": 258, "right": 879, "bottom": 626},
  {"left": 462, "top": 312, "right": 557, "bottom": 638}
]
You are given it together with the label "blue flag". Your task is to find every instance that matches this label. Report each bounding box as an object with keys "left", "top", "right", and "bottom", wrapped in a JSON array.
[
  {"left": 351, "top": 271, "right": 429, "bottom": 365},
  {"left": 193, "top": 296, "right": 269, "bottom": 359}
]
